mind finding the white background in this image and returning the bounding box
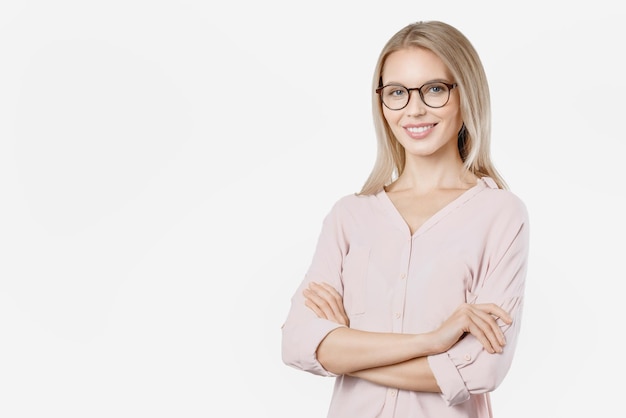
[1,1,624,417]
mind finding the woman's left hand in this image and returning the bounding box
[303,282,350,327]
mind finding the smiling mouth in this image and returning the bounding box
[406,124,435,133]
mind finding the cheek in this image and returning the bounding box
[436,107,463,130]
[382,108,400,126]
[451,110,464,130]
[446,102,463,126]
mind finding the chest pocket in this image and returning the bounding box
[341,245,370,316]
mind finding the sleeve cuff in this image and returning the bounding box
[298,319,346,377]
[428,352,470,406]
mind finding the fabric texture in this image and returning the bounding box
[281,177,529,418]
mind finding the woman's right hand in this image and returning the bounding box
[431,303,512,354]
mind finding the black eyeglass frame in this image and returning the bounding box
[375,81,458,110]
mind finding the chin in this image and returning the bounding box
[402,142,441,157]
[402,137,457,158]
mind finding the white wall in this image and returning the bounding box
[1,1,623,416]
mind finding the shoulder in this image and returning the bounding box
[323,191,382,222]
[331,191,380,210]
[483,188,527,214]
[477,178,529,223]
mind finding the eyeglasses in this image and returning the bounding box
[376,81,457,110]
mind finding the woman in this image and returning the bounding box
[281,20,529,418]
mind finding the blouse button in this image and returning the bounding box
[395,312,401,319]
[464,354,471,361]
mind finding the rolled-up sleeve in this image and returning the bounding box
[428,198,530,406]
[281,200,349,376]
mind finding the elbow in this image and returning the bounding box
[280,325,300,370]
[476,374,500,394]
[470,360,511,395]
[281,346,295,369]
[281,330,304,371]
[281,328,336,377]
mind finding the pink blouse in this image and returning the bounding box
[281,177,530,418]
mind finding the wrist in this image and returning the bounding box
[412,331,443,357]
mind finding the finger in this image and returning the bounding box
[303,288,335,319]
[466,322,498,354]
[476,303,512,324]
[316,283,347,317]
[310,283,345,321]
[462,308,505,353]
[470,304,510,344]
[471,309,507,347]
[469,313,504,353]
[307,283,350,326]
[317,282,343,304]
[304,296,327,319]
[305,287,347,324]
[472,317,506,353]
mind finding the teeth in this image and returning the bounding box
[407,125,433,133]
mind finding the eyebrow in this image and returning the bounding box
[381,78,452,87]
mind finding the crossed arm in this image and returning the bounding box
[303,282,512,393]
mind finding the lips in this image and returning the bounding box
[404,123,436,139]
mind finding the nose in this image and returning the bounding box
[405,90,427,116]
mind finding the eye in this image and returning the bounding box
[383,85,408,99]
[423,82,448,95]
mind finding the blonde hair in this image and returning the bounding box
[359,20,508,195]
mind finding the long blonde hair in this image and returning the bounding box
[359,20,507,195]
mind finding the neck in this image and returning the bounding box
[393,152,476,193]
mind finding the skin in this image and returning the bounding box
[303,47,512,393]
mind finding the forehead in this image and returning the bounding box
[381,47,452,84]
